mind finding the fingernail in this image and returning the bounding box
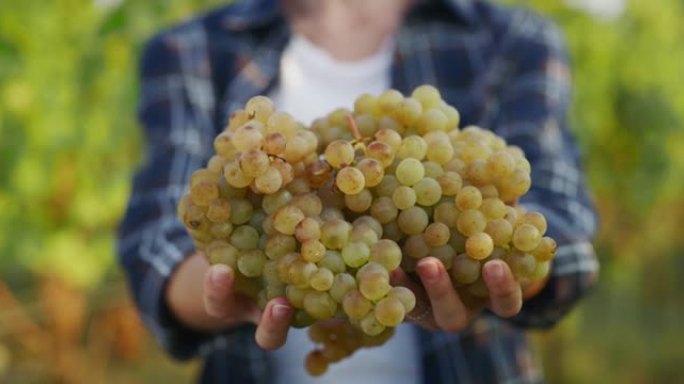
[420,261,440,280]
[210,265,231,287]
[486,261,504,282]
[272,304,291,321]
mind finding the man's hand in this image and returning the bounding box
[390,257,524,332]
[167,254,294,350]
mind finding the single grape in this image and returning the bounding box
[485,218,514,247]
[450,253,481,284]
[395,158,425,186]
[532,236,557,262]
[320,219,352,250]
[387,286,416,313]
[397,135,428,160]
[455,185,482,210]
[343,289,372,320]
[392,186,417,210]
[424,222,450,247]
[370,197,399,224]
[374,297,406,327]
[397,206,429,235]
[330,273,357,302]
[512,223,542,252]
[232,121,264,151]
[345,189,373,212]
[465,232,494,260]
[273,205,305,235]
[412,177,442,206]
[264,234,297,260]
[342,242,371,268]
[254,166,283,194]
[356,158,385,187]
[230,225,259,251]
[336,166,366,195]
[310,268,335,291]
[369,239,402,270]
[325,140,355,169]
[237,249,267,277]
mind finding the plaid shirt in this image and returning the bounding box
[117,0,599,382]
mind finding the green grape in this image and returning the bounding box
[395,158,425,186]
[529,260,550,282]
[245,95,275,122]
[224,160,253,188]
[206,241,239,267]
[230,225,260,251]
[374,297,405,327]
[480,198,506,220]
[378,116,403,135]
[286,285,308,308]
[433,201,459,228]
[422,160,444,179]
[377,89,404,114]
[213,132,238,158]
[232,121,265,152]
[356,158,385,187]
[325,140,355,169]
[411,84,442,109]
[520,211,548,235]
[403,235,430,259]
[424,222,450,247]
[354,93,378,115]
[412,177,442,206]
[267,111,298,138]
[330,273,357,302]
[288,259,318,289]
[310,268,335,291]
[426,140,454,165]
[273,205,305,235]
[254,166,283,194]
[451,253,481,285]
[206,155,228,175]
[486,150,515,178]
[342,289,372,320]
[440,103,461,130]
[438,172,463,196]
[357,263,391,301]
[360,312,386,336]
[342,242,371,268]
[444,157,466,175]
[375,128,402,151]
[355,114,378,137]
[190,180,219,207]
[262,260,281,286]
[317,251,345,273]
[507,251,536,278]
[512,223,542,252]
[306,160,333,189]
[271,158,295,186]
[392,186,417,210]
[239,148,270,178]
[301,239,326,263]
[397,206,429,235]
[432,244,456,268]
[459,142,491,163]
[369,239,402,270]
[264,132,287,155]
[373,175,400,197]
[397,135,428,160]
[264,234,297,260]
[283,132,312,163]
[291,192,323,218]
[456,209,487,237]
[277,252,300,281]
[206,198,231,223]
[350,224,379,247]
[261,189,292,215]
[366,141,395,168]
[352,216,383,237]
[485,218,514,247]
[370,197,399,224]
[498,168,531,202]
[345,189,373,212]
[295,217,321,242]
[416,108,448,134]
[465,159,491,186]
[304,291,337,320]
[532,236,557,262]
[465,232,494,260]
[336,166,366,195]
[237,249,267,277]
[320,207,345,222]
[320,219,352,250]
[455,185,482,210]
[394,97,423,126]
[382,221,403,242]
[249,209,265,231]
[209,222,234,238]
[387,286,416,313]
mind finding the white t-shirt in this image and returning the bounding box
[268,35,421,384]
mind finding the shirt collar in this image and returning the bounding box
[219,0,478,31]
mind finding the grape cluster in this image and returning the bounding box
[177,86,557,376]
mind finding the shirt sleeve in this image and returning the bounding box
[117,30,219,360]
[490,12,599,328]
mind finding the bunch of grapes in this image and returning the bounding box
[177,86,557,376]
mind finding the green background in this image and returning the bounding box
[0,0,682,382]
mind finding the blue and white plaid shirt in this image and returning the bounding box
[118,0,599,382]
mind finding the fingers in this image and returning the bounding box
[483,260,522,318]
[416,257,469,332]
[255,297,294,350]
[390,268,438,330]
[203,264,236,319]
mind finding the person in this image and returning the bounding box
[117,0,599,382]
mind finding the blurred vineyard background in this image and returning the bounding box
[0,0,682,382]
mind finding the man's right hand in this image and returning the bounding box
[167,253,294,350]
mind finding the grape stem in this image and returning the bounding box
[346,114,363,141]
